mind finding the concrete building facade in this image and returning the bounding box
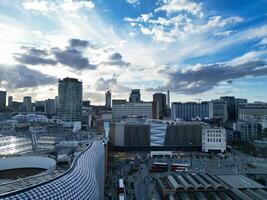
[164,123,202,147]
[202,126,226,153]
[114,122,150,147]
[171,102,211,121]
[238,103,267,121]
[236,120,262,142]
[112,102,152,119]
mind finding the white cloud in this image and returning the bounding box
[259,38,267,45]
[214,30,233,36]
[22,0,55,11]
[126,0,140,6]
[22,0,94,12]
[155,0,203,18]
[61,0,95,11]
[125,1,244,43]
[205,16,243,29]
[227,50,267,66]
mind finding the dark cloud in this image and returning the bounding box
[15,42,96,70]
[69,38,90,49]
[14,47,57,66]
[95,77,130,92]
[110,52,122,60]
[14,53,57,66]
[102,52,130,67]
[22,46,49,56]
[0,64,57,89]
[14,38,129,70]
[52,48,96,70]
[148,60,267,94]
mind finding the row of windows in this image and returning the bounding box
[206,138,222,142]
[206,129,222,133]
[205,133,222,137]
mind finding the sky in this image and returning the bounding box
[0,0,267,104]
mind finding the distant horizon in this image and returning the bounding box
[0,0,267,104]
[1,86,264,106]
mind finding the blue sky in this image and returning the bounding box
[0,0,267,104]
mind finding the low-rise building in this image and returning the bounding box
[236,120,262,142]
[238,102,267,121]
[171,101,211,121]
[112,102,152,119]
[202,126,226,153]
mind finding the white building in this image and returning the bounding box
[112,102,152,119]
[202,126,226,153]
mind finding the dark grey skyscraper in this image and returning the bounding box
[58,77,82,122]
[0,91,7,109]
[129,89,141,103]
[8,96,13,108]
[152,93,167,119]
[105,91,111,108]
[220,96,247,122]
[23,96,32,112]
[220,96,236,121]
[45,99,56,115]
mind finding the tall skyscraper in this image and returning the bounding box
[167,90,170,109]
[55,96,59,113]
[220,96,247,122]
[23,96,32,112]
[45,99,56,115]
[105,91,111,108]
[220,96,236,122]
[57,77,82,122]
[210,100,228,122]
[8,96,13,108]
[0,91,7,109]
[152,93,167,119]
[129,89,141,103]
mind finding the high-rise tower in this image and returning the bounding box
[105,91,112,108]
[57,77,82,122]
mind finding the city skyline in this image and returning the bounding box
[0,0,267,104]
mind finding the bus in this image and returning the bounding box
[150,162,168,172]
[171,163,189,172]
